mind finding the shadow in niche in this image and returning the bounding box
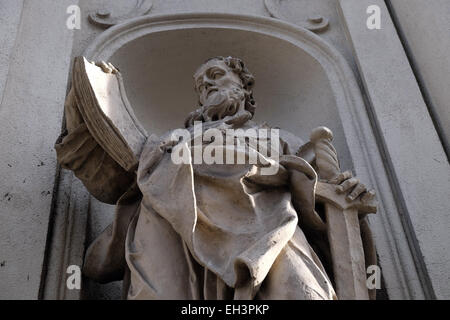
[81,278,123,300]
[80,198,123,300]
[109,27,353,171]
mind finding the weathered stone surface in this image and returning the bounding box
[0,0,78,299]
[389,0,450,156]
[339,0,450,299]
[1,0,448,301]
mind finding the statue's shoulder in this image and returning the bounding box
[251,121,306,155]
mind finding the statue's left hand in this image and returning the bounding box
[328,170,376,204]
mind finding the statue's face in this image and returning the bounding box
[194,59,243,106]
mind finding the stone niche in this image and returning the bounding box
[78,13,395,299]
[87,13,354,170]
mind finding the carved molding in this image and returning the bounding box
[264,0,329,32]
[89,0,153,29]
[40,170,89,300]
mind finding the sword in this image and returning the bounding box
[310,127,376,300]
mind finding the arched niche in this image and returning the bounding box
[78,13,415,299]
[84,13,363,170]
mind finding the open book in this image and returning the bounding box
[72,57,148,171]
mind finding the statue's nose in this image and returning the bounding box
[203,76,215,88]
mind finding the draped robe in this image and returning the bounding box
[55,120,337,300]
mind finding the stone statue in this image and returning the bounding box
[55,56,377,300]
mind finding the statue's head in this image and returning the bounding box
[185,56,256,127]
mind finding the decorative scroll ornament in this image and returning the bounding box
[89,0,153,28]
[264,0,329,33]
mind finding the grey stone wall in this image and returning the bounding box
[0,0,448,300]
[0,0,77,299]
[389,0,450,157]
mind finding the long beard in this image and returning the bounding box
[185,88,251,128]
[202,89,241,121]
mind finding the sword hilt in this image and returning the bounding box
[310,127,341,181]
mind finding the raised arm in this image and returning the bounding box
[55,62,136,204]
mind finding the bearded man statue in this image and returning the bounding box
[55,56,377,300]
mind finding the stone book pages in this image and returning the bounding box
[72,56,147,171]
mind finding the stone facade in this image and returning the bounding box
[0,0,448,300]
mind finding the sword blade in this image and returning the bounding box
[325,204,369,300]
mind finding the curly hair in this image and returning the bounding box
[201,56,257,116]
